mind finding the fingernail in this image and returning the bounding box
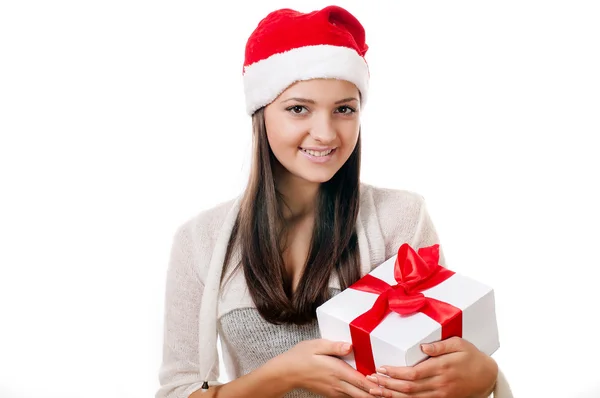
[341,343,351,352]
[369,388,382,396]
[422,343,432,351]
[377,367,387,374]
[366,375,377,382]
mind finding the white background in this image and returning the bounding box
[1,1,599,397]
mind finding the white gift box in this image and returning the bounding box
[316,248,500,371]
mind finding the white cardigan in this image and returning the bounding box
[156,183,514,398]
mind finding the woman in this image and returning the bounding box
[156,5,513,398]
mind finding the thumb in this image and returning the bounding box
[421,337,463,356]
[314,339,353,356]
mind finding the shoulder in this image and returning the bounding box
[171,196,241,284]
[359,182,438,261]
[359,182,426,220]
[180,197,239,236]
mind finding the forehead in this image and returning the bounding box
[279,79,359,102]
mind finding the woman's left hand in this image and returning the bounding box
[366,337,498,398]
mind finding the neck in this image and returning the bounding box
[274,165,320,221]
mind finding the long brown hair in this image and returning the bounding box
[221,107,362,325]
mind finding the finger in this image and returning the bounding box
[376,361,438,381]
[421,336,464,356]
[413,355,449,378]
[339,380,381,398]
[314,339,353,356]
[338,366,381,395]
[366,373,437,396]
[369,385,439,398]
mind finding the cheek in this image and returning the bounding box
[268,133,300,153]
[339,123,360,153]
[266,121,305,154]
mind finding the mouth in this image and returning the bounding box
[299,147,336,157]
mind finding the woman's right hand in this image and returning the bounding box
[278,339,380,398]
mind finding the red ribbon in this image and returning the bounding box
[348,243,463,376]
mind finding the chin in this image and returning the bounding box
[297,171,337,184]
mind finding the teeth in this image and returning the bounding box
[301,148,334,157]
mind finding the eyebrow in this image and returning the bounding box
[281,97,359,105]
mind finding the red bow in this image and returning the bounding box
[348,244,463,375]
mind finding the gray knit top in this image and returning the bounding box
[217,288,341,398]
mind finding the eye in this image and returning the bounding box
[336,105,356,114]
[286,105,308,114]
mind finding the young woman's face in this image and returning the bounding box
[264,78,361,185]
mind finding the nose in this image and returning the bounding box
[309,113,337,144]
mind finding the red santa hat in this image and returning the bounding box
[242,5,370,115]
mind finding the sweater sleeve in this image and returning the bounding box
[155,223,220,398]
[493,369,514,398]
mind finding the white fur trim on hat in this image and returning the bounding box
[243,44,369,115]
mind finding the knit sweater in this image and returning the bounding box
[155,183,513,398]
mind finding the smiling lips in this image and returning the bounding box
[299,147,337,163]
[300,147,335,157]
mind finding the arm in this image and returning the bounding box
[189,355,294,398]
[492,368,514,398]
[156,222,297,398]
[155,223,214,398]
